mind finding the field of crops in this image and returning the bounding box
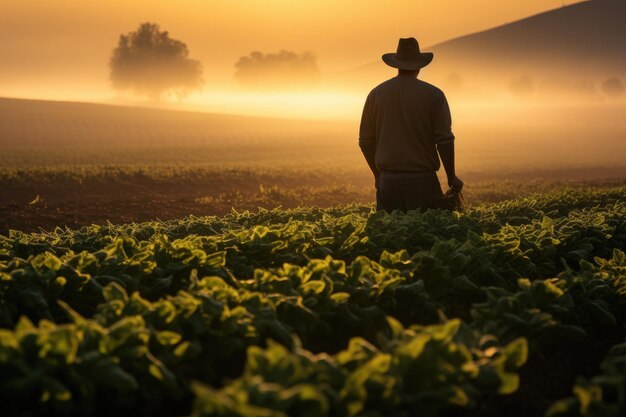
[1,186,625,416]
[3,164,625,234]
[2,97,626,235]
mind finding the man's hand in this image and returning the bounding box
[448,176,464,192]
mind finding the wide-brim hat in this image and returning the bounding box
[382,37,433,70]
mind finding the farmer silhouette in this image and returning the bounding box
[359,37,463,212]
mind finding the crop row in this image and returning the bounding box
[0,187,624,416]
[1,190,624,330]
[3,187,625,254]
[1,246,624,416]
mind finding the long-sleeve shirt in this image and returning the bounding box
[359,76,455,172]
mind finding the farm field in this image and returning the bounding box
[1,97,626,233]
[1,186,625,416]
[3,1,626,416]
[1,97,626,416]
[2,165,626,234]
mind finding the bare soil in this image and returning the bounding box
[2,167,625,234]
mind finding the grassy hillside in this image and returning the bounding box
[0,97,351,149]
[2,97,625,169]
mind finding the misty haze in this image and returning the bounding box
[0,1,625,417]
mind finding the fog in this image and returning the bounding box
[1,0,584,112]
[1,0,624,172]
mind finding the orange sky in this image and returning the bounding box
[0,0,584,115]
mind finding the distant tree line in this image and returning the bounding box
[505,74,624,99]
[234,50,320,90]
[110,22,320,99]
[110,23,625,101]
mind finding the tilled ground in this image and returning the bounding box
[2,167,625,234]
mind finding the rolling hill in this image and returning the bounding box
[345,0,626,95]
[0,97,351,149]
[431,0,625,75]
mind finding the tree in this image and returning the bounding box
[234,50,319,90]
[601,77,625,99]
[110,23,203,99]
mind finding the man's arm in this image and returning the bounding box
[361,147,380,189]
[434,91,463,191]
[358,91,380,187]
[437,142,463,191]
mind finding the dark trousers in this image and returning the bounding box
[376,171,443,212]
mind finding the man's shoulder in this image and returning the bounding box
[415,79,446,97]
[370,77,446,97]
[369,77,397,94]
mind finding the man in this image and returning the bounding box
[359,37,463,212]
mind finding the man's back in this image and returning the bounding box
[359,76,454,173]
[358,37,462,212]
